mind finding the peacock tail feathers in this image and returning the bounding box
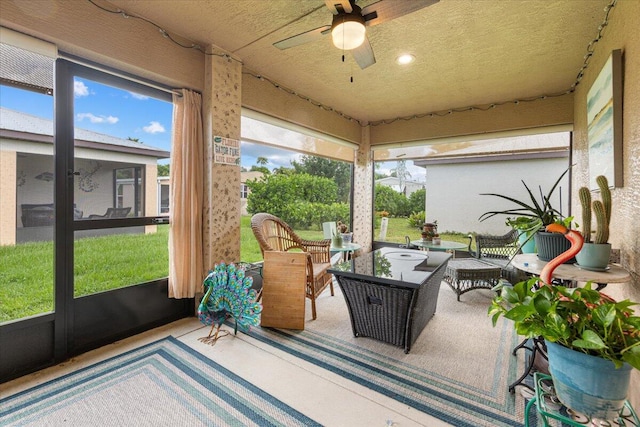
[198,262,262,333]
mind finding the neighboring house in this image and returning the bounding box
[414,133,570,235]
[156,170,261,217]
[158,175,170,214]
[240,170,264,215]
[375,176,425,196]
[0,107,170,245]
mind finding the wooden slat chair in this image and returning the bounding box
[250,213,333,320]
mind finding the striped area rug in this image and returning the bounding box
[247,283,528,427]
[0,337,321,427]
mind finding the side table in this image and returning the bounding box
[442,258,502,301]
[524,373,639,426]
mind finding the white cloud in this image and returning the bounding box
[143,121,165,134]
[74,81,89,97]
[76,113,119,124]
[129,91,149,100]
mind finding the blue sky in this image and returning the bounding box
[1,80,419,178]
[0,79,173,153]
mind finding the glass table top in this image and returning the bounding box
[328,247,451,288]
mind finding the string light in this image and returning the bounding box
[88,0,242,63]
[241,70,362,124]
[87,0,617,128]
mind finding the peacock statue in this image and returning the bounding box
[197,262,262,345]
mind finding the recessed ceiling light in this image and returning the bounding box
[396,54,415,65]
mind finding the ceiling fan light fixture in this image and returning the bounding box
[331,13,366,50]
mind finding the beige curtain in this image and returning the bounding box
[168,89,204,298]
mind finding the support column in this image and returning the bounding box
[0,150,17,246]
[201,53,242,271]
[352,124,373,253]
[144,162,158,235]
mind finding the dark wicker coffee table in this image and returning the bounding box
[443,259,502,301]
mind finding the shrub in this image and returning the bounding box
[407,211,425,228]
[247,173,338,220]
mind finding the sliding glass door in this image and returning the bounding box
[0,56,191,382]
[57,59,189,355]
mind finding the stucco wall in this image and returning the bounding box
[571,0,640,407]
[425,157,570,235]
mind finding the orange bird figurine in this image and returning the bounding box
[539,223,584,286]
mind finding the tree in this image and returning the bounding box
[391,160,411,195]
[256,156,269,166]
[250,156,271,175]
[249,165,270,174]
[374,184,409,216]
[157,163,170,176]
[408,188,426,214]
[291,155,351,203]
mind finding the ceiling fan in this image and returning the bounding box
[273,0,439,69]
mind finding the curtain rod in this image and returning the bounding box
[58,52,186,97]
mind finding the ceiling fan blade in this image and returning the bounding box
[351,36,376,69]
[324,0,353,15]
[273,25,331,50]
[362,0,439,26]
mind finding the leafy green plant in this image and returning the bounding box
[407,211,425,228]
[489,277,640,369]
[479,168,571,249]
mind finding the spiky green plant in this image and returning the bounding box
[579,175,611,244]
[579,187,592,243]
[479,167,570,252]
[593,200,609,244]
[596,175,612,228]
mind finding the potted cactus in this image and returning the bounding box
[575,175,612,270]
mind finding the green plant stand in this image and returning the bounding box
[524,373,639,426]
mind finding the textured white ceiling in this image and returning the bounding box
[107,0,609,123]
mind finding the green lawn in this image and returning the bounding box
[0,226,170,322]
[1,217,470,322]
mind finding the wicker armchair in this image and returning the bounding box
[467,229,527,283]
[250,213,333,320]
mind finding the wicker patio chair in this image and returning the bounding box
[88,207,131,219]
[250,213,333,320]
[467,229,528,283]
